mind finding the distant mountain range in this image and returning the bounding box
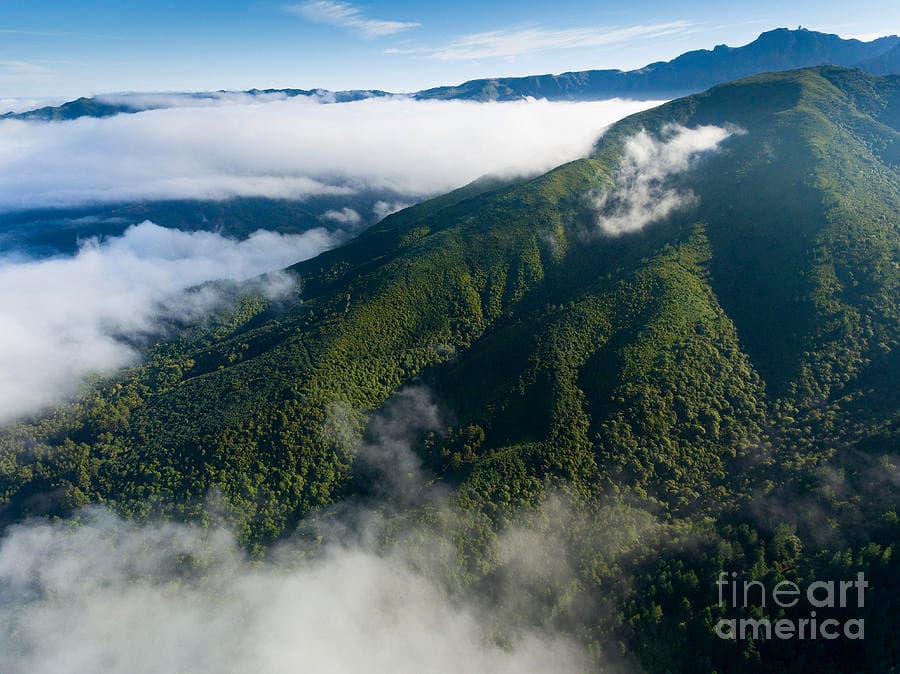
[4,28,899,120]
[416,27,900,100]
[857,42,900,75]
[0,88,395,122]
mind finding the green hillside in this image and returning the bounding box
[2,66,898,672]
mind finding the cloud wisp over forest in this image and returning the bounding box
[591,123,736,235]
[0,387,614,674]
[0,222,336,423]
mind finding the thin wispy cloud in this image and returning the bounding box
[0,60,51,80]
[389,21,693,61]
[287,1,419,38]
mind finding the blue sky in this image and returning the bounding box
[1,0,898,97]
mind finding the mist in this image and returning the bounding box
[0,221,337,423]
[0,97,662,211]
[592,123,737,235]
[0,509,592,674]
[0,386,608,674]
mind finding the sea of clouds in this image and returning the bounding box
[0,96,661,211]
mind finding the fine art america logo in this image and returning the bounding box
[714,571,869,640]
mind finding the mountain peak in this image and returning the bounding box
[415,29,900,102]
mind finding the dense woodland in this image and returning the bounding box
[1,67,898,672]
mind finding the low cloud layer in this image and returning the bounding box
[93,90,315,110]
[90,89,400,112]
[0,221,338,423]
[0,511,588,674]
[0,97,661,211]
[0,388,596,674]
[592,123,737,235]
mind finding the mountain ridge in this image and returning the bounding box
[416,27,900,101]
[5,28,899,120]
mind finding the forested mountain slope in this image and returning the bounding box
[1,66,898,672]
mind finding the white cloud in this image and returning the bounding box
[0,506,588,674]
[321,206,363,225]
[393,21,693,61]
[94,91,300,110]
[373,199,411,221]
[91,90,388,111]
[0,387,594,674]
[592,123,737,235]
[0,372,659,674]
[353,386,443,500]
[287,1,419,38]
[0,221,339,423]
[0,96,662,211]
